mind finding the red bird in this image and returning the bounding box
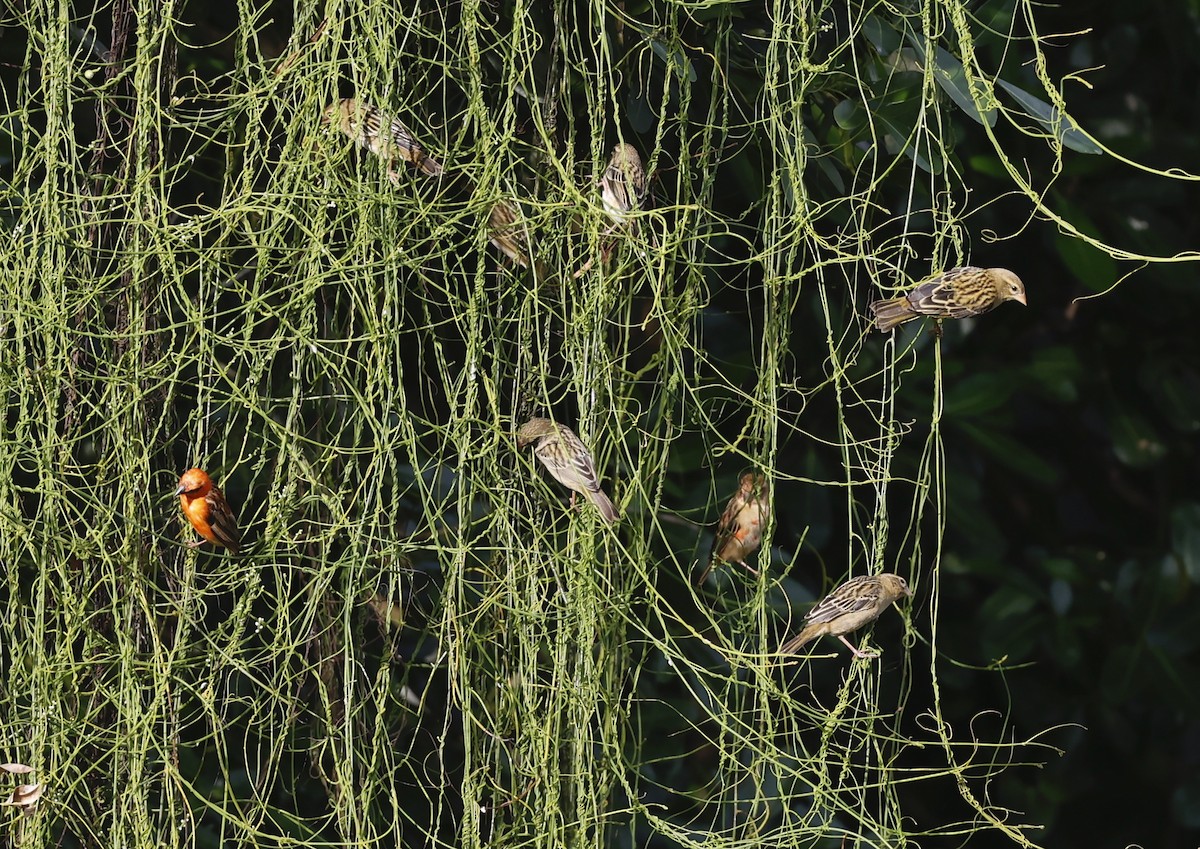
[175,468,241,553]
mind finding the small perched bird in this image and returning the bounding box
[516,417,617,524]
[487,199,533,268]
[600,143,648,225]
[780,573,911,658]
[869,266,1026,331]
[570,143,649,277]
[696,472,771,584]
[323,97,443,178]
[176,468,242,554]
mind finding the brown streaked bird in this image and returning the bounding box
[176,468,242,554]
[780,573,911,659]
[869,266,1026,332]
[487,199,533,268]
[323,97,443,178]
[516,417,617,524]
[696,472,771,585]
[600,142,648,225]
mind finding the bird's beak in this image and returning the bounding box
[1013,292,1028,306]
[174,484,185,496]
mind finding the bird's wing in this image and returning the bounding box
[604,150,648,211]
[347,102,384,150]
[383,114,417,154]
[907,277,975,319]
[538,432,603,494]
[603,165,633,213]
[487,201,531,266]
[206,489,242,553]
[804,577,881,624]
[385,115,441,173]
[710,490,751,561]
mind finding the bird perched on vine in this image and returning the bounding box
[600,143,648,225]
[780,573,911,658]
[516,418,617,524]
[487,199,533,268]
[869,266,1026,331]
[696,472,770,584]
[323,97,443,178]
[176,468,242,554]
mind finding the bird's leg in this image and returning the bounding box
[599,222,623,263]
[573,223,624,278]
[570,492,578,511]
[737,559,760,577]
[572,255,598,279]
[187,540,205,550]
[840,635,880,659]
[932,319,944,340]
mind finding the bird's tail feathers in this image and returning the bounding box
[589,489,618,524]
[779,627,818,654]
[868,296,913,332]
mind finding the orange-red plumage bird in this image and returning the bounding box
[175,468,241,553]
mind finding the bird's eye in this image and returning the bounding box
[1010,284,1020,293]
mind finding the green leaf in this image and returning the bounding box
[627,90,655,133]
[1172,776,1200,830]
[930,45,997,126]
[626,20,697,83]
[862,14,903,56]
[1108,405,1168,468]
[1047,197,1118,291]
[874,98,945,174]
[943,372,1015,417]
[1141,359,1200,434]
[1025,346,1082,403]
[803,125,844,192]
[967,153,1008,178]
[955,420,1061,485]
[833,99,865,131]
[1055,233,1118,293]
[904,35,997,127]
[1171,503,1200,582]
[1049,579,1073,615]
[997,79,1103,154]
[649,38,697,83]
[979,585,1038,621]
[1042,557,1082,582]
[832,75,944,172]
[813,152,845,192]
